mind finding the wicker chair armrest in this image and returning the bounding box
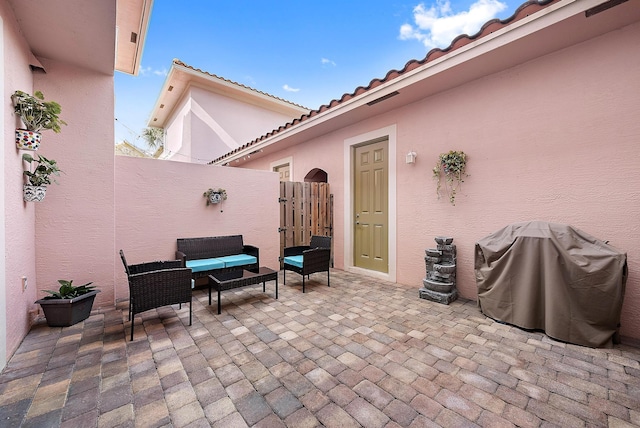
[129,260,183,275]
[176,251,187,265]
[129,268,193,312]
[284,246,311,257]
[301,248,331,276]
[243,245,259,258]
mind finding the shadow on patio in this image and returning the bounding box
[1,269,639,427]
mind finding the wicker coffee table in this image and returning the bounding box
[208,267,278,314]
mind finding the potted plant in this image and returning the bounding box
[433,150,468,206]
[22,153,62,202]
[35,280,100,327]
[12,90,67,150]
[203,188,227,205]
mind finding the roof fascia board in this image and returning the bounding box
[369,0,586,95]
[175,63,308,113]
[116,0,154,75]
[149,62,308,127]
[147,65,178,127]
[131,0,154,75]
[214,0,602,165]
[188,80,307,117]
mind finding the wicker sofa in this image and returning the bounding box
[176,235,259,280]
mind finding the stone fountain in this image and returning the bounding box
[419,236,458,304]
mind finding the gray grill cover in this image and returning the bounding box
[475,221,627,348]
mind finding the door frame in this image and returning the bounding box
[343,125,397,283]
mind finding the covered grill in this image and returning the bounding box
[475,221,627,348]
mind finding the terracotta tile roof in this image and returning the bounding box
[212,0,558,164]
[172,59,309,110]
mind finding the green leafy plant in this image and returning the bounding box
[203,188,227,206]
[23,153,62,187]
[42,280,95,300]
[433,150,468,205]
[11,90,67,133]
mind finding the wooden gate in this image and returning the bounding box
[279,182,333,264]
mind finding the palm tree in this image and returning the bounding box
[142,127,164,151]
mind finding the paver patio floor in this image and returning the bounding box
[1,269,639,427]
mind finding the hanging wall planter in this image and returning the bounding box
[23,184,47,202]
[433,150,468,206]
[11,90,66,150]
[15,129,42,151]
[203,188,227,206]
[22,153,61,202]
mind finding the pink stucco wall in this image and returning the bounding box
[114,156,280,302]
[33,60,116,310]
[2,2,39,363]
[1,3,117,361]
[164,86,307,163]
[240,22,640,342]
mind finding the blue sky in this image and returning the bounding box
[114,0,523,149]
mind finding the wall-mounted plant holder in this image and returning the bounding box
[16,129,41,151]
[203,188,227,206]
[23,184,47,202]
[433,150,468,206]
[22,153,61,202]
[12,90,66,151]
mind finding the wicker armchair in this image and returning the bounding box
[282,235,331,292]
[120,250,193,341]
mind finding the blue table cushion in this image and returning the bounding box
[283,255,304,269]
[186,258,225,272]
[217,254,257,268]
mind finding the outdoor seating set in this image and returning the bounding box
[120,234,331,339]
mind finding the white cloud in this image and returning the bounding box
[244,75,257,86]
[399,0,507,49]
[283,84,300,93]
[321,58,337,67]
[139,66,168,77]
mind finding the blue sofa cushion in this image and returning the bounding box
[217,254,257,268]
[283,255,304,269]
[186,258,225,273]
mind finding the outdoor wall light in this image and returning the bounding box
[406,151,417,164]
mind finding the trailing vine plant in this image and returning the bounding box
[433,150,468,205]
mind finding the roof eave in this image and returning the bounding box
[148,60,310,128]
[213,0,636,166]
[115,0,154,75]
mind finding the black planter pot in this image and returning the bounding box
[35,290,100,327]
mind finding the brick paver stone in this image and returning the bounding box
[0,271,638,428]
